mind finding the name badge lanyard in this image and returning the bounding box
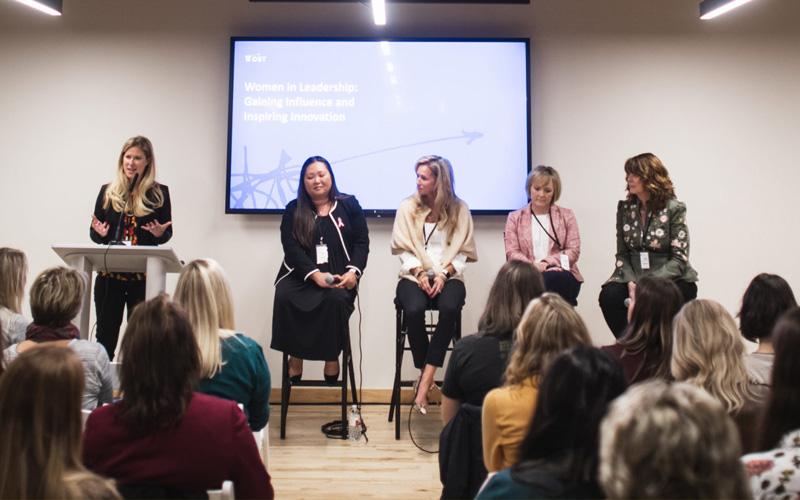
[639,205,653,248]
[531,208,562,251]
[422,222,436,250]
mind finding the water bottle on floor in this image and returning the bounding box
[348,405,361,441]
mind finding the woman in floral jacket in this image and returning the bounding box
[598,153,698,337]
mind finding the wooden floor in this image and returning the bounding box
[268,403,445,499]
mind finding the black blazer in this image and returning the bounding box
[90,184,172,246]
[275,195,369,283]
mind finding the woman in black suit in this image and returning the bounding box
[89,135,172,359]
[270,156,369,384]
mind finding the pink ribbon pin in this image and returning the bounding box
[337,217,345,228]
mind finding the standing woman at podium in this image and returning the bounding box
[89,136,172,360]
[391,155,478,414]
[271,156,369,384]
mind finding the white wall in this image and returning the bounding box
[1,0,798,388]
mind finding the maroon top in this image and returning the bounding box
[602,343,662,385]
[83,393,273,499]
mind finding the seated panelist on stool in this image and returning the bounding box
[391,155,478,415]
[505,166,583,306]
[270,156,369,387]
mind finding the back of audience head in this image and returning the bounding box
[738,273,797,343]
[620,275,683,380]
[478,260,545,337]
[671,299,755,413]
[599,381,750,499]
[0,345,118,499]
[513,346,626,486]
[758,307,800,450]
[118,294,200,432]
[0,247,28,314]
[174,258,235,378]
[504,293,591,386]
[30,266,87,328]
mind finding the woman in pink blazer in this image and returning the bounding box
[505,166,583,305]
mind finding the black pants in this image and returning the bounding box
[542,269,582,306]
[599,279,698,339]
[94,274,146,360]
[395,278,466,369]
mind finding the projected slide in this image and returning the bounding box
[227,39,530,214]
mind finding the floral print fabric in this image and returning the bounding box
[743,429,800,500]
[611,198,698,283]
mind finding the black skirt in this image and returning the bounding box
[271,277,355,361]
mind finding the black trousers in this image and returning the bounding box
[542,269,582,306]
[599,279,697,339]
[395,278,466,369]
[94,274,146,361]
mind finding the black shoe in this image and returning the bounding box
[288,373,302,385]
[324,371,340,385]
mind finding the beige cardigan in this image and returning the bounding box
[390,197,478,283]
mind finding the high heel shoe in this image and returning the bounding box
[412,377,433,415]
[288,372,302,385]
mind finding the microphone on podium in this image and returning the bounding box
[112,173,139,244]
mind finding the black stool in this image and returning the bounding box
[280,330,359,439]
[388,298,461,440]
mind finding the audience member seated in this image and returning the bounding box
[738,273,796,392]
[0,247,31,346]
[0,345,121,499]
[602,275,683,384]
[672,299,767,454]
[82,295,274,499]
[742,307,800,499]
[174,258,271,431]
[3,266,112,410]
[441,260,545,426]
[477,346,626,499]
[439,261,544,499]
[482,293,592,472]
[599,381,751,499]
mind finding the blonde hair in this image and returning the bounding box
[173,259,235,378]
[599,381,750,499]
[525,165,562,204]
[503,293,592,386]
[412,155,460,239]
[0,345,120,499]
[0,247,27,314]
[104,135,164,217]
[671,299,756,413]
[30,267,87,328]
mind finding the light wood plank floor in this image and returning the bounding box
[268,403,445,499]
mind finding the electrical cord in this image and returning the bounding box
[322,277,368,442]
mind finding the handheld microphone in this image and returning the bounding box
[112,173,139,244]
[624,298,632,308]
[325,274,340,285]
[427,269,435,286]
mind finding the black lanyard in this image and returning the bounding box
[639,203,652,248]
[531,207,562,250]
[422,222,436,249]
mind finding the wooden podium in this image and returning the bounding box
[52,244,183,339]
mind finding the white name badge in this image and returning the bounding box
[316,244,329,265]
[560,254,570,271]
[640,251,650,270]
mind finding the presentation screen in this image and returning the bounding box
[226,37,531,215]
